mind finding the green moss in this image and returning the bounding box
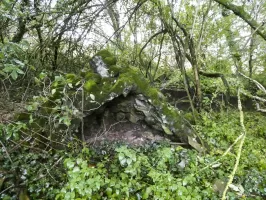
[85,72,101,83]
[65,73,77,80]
[101,79,115,93]
[151,98,160,106]
[129,70,149,92]
[65,74,80,85]
[146,88,159,100]
[96,50,112,58]
[80,69,93,78]
[85,72,94,80]
[84,80,98,92]
[127,68,165,102]
[116,67,164,103]
[114,67,185,136]
[159,103,183,132]
[184,112,194,122]
[110,78,129,94]
[103,57,117,66]
[94,50,117,66]
[109,65,121,76]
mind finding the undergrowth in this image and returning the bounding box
[1,109,266,199]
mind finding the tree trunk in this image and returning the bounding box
[12,0,30,43]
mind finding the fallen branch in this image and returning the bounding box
[222,89,247,200]
[239,72,266,94]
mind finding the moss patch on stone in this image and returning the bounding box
[95,49,117,66]
[85,72,102,83]
[104,57,117,66]
[109,65,122,77]
[84,80,98,92]
[96,50,113,58]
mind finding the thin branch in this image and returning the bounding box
[213,0,266,41]
[239,72,266,94]
[0,140,13,163]
[222,89,247,199]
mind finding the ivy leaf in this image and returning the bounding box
[68,83,73,88]
[65,159,75,169]
[52,89,56,95]
[39,72,47,80]
[13,59,25,67]
[118,153,125,161]
[90,94,95,101]
[120,158,127,166]
[10,70,18,80]
[34,77,41,85]
[73,166,80,172]
[16,68,24,74]
[142,187,152,199]
[62,116,71,126]
[76,158,83,165]
[65,192,75,200]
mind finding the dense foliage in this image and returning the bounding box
[1,110,266,199]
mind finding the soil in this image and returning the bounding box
[84,118,169,146]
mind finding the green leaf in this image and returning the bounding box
[65,192,75,200]
[73,166,80,172]
[65,159,75,169]
[52,89,56,95]
[0,52,4,59]
[142,187,152,199]
[39,72,47,80]
[68,83,73,88]
[10,70,18,80]
[106,187,112,197]
[13,59,25,67]
[76,158,83,165]
[16,68,24,74]
[34,77,41,85]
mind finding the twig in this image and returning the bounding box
[22,79,31,102]
[222,89,247,200]
[0,140,13,163]
[44,165,56,181]
[88,120,127,145]
[199,133,243,173]
[0,185,14,195]
[2,80,10,100]
[81,85,85,142]
[239,72,266,94]
[255,102,266,113]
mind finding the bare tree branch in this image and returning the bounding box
[213,0,266,41]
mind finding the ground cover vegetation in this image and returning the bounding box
[0,0,266,199]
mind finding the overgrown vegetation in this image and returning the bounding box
[1,0,266,199]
